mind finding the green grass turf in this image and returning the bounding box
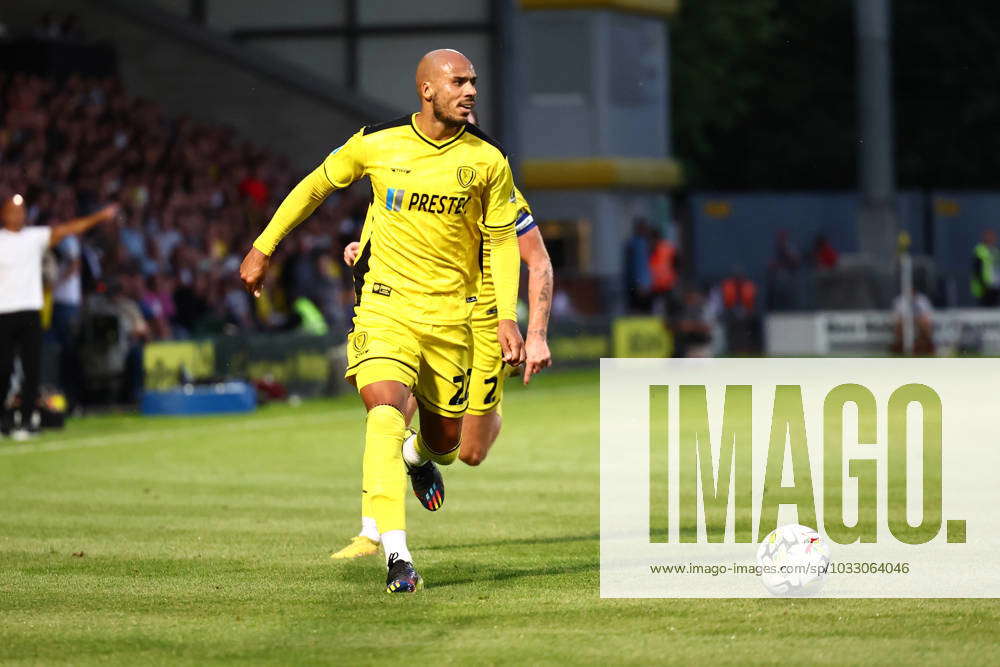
[1,369,997,665]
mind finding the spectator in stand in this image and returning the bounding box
[718,268,759,355]
[106,275,151,403]
[239,163,270,209]
[140,274,174,340]
[0,71,368,404]
[770,229,800,273]
[173,272,212,337]
[767,230,801,311]
[648,226,677,317]
[891,287,935,356]
[624,218,653,313]
[223,274,255,332]
[49,230,85,410]
[720,270,757,313]
[674,285,715,358]
[971,229,1000,306]
[812,233,839,270]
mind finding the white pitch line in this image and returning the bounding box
[0,409,359,456]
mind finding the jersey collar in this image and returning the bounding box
[409,113,466,150]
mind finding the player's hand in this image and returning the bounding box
[522,331,552,385]
[497,319,525,366]
[343,241,360,266]
[239,247,270,298]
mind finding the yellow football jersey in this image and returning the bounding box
[254,113,522,325]
[472,187,535,323]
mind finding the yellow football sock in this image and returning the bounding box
[363,405,407,533]
[415,432,460,466]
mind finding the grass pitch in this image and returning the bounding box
[1,369,997,665]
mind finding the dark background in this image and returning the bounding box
[672,0,1000,189]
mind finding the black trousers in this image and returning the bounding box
[0,310,42,429]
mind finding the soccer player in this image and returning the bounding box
[239,49,525,593]
[333,153,553,559]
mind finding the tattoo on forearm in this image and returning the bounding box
[528,264,554,333]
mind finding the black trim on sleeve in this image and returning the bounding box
[321,160,336,187]
[482,220,517,230]
[464,123,507,157]
[363,116,411,135]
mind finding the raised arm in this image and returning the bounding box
[518,226,553,384]
[49,203,119,247]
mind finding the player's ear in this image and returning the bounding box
[420,81,433,102]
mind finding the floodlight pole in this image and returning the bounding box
[495,0,523,171]
[900,246,914,355]
[855,0,898,263]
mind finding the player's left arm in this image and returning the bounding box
[518,224,553,384]
[480,157,525,366]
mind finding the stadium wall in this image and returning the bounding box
[691,191,926,282]
[691,191,1000,308]
[2,0,396,169]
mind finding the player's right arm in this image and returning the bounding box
[241,130,367,296]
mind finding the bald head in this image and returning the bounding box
[416,49,472,92]
[1,194,26,232]
[415,49,477,128]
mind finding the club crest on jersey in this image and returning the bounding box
[456,166,476,188]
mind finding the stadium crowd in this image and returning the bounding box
[0,70,366,347]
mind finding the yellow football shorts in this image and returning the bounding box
[345,308,473,418]
[466,316,506,416]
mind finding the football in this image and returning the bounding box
[756,524,832,597]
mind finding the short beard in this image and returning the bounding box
[431,97,465,129]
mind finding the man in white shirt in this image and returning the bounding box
[0,194,118,440]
